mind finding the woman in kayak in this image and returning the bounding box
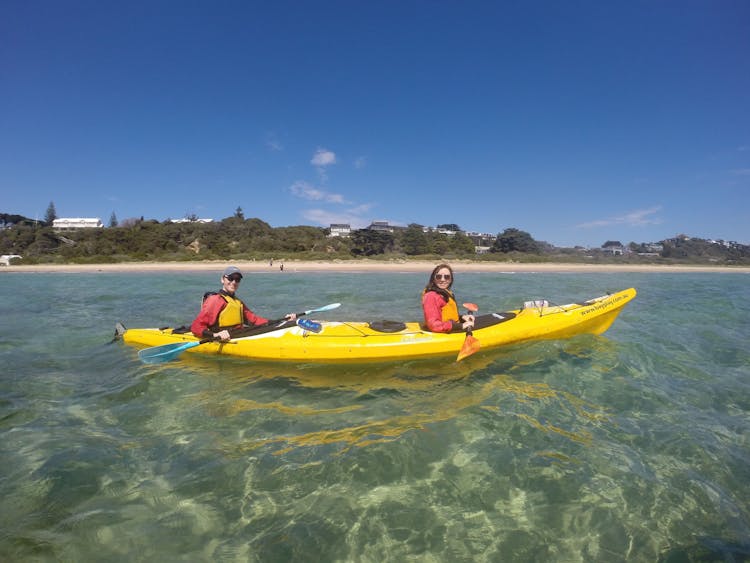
[422,263,475,333]
[191,266,296,341]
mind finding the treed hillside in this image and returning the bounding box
[1,212,749,266]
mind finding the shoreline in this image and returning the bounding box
[2,260,749,274]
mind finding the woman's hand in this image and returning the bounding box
[285,313,297,321]
[461,314,475,330]
[213,329,231,341]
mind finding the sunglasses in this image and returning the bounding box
[434,274,452,281]
[225,275,242,283]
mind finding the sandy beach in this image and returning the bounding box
[2,259,749,274]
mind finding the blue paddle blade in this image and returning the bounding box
[301,302,340,315]
[297,318,322,333]
[138,341,202,364]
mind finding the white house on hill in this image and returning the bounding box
[601,240,625,255]
[169,218,214,224]
[328,224,351,237]
[52,218,104,230]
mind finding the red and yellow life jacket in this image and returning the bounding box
[423,289,459,322]
[205,292,245,329]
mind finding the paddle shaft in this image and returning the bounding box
[263,302,340,327]
[462,302,478,336]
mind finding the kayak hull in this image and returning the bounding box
[121,288,636,363]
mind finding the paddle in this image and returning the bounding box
[456,302,480,362]
[137,302,341,364]
[263,302,341,327]
[138,338,212,364]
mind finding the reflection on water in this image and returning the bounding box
[169,344,609,465]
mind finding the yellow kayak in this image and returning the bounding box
[119,288,636,364]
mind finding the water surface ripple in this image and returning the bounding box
[1,271,748,561]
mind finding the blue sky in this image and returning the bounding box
[2,1,748,248]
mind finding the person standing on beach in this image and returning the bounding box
[421,263,474,333]
[191,266,296,341]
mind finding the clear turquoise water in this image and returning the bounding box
[1,271,748,562]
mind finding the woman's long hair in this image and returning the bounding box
[423,263,454,301]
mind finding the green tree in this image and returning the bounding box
[401,224,429,255]
[27,229,60,256]
[119,217,140,228]
[234,206,245,220]
[0,222,36,254]
[427,232,450,254]
[109,211,118,227]
[44,202,57,225]
[274,226,328,252]
[491,228,540,253]
[448,231,476,254]
[350,229,394,256]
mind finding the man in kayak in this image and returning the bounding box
[190,266,296,341]
[422,263,475,333]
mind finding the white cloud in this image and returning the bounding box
[311,148,336,167]
[347,203,374,215]
[302,203,376,228]
[293,148,378,228]
[265,132,283,151]
[354,156,367,169]
[303,208,371,229]
[577,206,663,229]
[730,168,750,176]
[289,181,346,204]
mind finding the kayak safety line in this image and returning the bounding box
[342,322,369,336]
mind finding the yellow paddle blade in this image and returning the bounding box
[456,334,481,362]
[462,302,478,313]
